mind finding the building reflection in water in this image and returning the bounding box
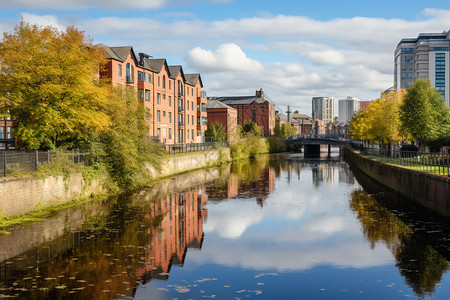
[137,187,208,283]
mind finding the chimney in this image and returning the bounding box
[256,88,264,98]
[138,52,152,64]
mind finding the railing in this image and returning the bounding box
[162,142,229,155]
[1,150,88,177]
[350,143,450,176]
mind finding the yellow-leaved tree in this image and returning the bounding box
[0,21,111,149]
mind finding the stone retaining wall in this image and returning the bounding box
[344,146,450,216]
[0,148,230,217]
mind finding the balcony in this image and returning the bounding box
[178,105,184,112]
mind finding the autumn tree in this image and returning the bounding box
[400,79,450,145]
[239,121,262,137]
[205,122,227,142]
[349,91,404,144]
[0,21,110,149]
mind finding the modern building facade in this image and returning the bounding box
[338,96,360,123]
[394,31,450,106]
[312,97,334,124]
[209,89,275,136]
[98,44,208,144]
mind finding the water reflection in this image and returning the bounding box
[350,190,449,297]
[0,155,449,299]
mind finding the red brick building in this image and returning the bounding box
[205,100,238,142]
[0,117,15,149]
[98,44,208,144]
[209,88,275,136]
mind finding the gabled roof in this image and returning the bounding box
[96,44,138,64]
[142,58,169,74]
[168,65,186,82]
[185,74,203,88]
[205,100,236,110]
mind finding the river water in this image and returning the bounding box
[1,154,450,299]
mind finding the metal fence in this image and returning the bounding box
[350,143,450,176]
[1,150,88,177]
[162,141,229,155]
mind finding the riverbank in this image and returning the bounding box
[344,145,450,216]
[0,148,230,222]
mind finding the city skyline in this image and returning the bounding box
[1,0,450,113]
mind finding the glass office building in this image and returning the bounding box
[394,31,450,106]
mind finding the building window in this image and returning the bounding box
[169,112,172,123]
[0,127,3,139]
[178,80,183,96]
[169,128,172,139]
[163,111,166,117]
[157,128,161,138]
[401,65,413,71]
[252,109,256,122]
[192,129,194,140]
[187,129,189,139]
[145,72,151,83]
[401,73,413,80]
[163,94,166,100]
[144,109,150,121]
[138,71,143,81]
[401,55,413,63]
[138,89,144,101]
[157,93,161,105]
[191,115,194,125]
[118,64,122,77]
[158,76,160,87]
[6,127,12,139]
[126,63,134,83]
[169,96,172,106]
[157,110,161,122]
[435,53,446,98]
[191,101,193,111]
[162,75,166,88]
[169,80,171,90]
[145,89,150,102]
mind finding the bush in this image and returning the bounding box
[230,136,268,160]
[266,137,287,153]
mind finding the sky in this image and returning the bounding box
[1,0,450,115]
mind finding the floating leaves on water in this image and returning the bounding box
[254,273,278,279]
[257,283,264,286]
[196,278,218,283]
[55,285,67,289]
[156,288,169,291]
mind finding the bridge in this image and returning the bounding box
[285,135,349,157]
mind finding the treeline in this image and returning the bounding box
[0,21,165,189]
[349,79,450,150]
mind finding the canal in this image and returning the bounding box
[1,153,449,299]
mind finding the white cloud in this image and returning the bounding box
[3,9,450,113]
[20,13,65,31]
[185,43,264,72]
[307,50,346,66]
[3,0,167,10]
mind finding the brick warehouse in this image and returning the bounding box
[98,44,208,144]
[208,89,275,136]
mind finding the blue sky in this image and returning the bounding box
[1,0,450,114]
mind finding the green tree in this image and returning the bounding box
[400,79,450,145]
[0,21,110,149]
[239,121,262,137]
[281,123,297,137]
[205,122,227,142]
[91,87,165,189]
[274,119,282,137]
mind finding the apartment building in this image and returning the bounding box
[208,88,275,136]
[394,31,450,106]
[312,97,334,123]
[98,44,208,144]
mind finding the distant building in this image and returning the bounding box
[338,96,360,123]
[394,30,450,106]
[291,113,313,135]
[205,100,238,142]
[209,88,275,136]
[359,101,372,111]
[0,116,15,149]
[312,97,334,123]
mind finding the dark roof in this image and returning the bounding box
[96,44,138,64]
[142,58,167,73]
[208,96,269,105]
[205,100,236,110]
[185,73,203,88]
[168,65,187,82]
